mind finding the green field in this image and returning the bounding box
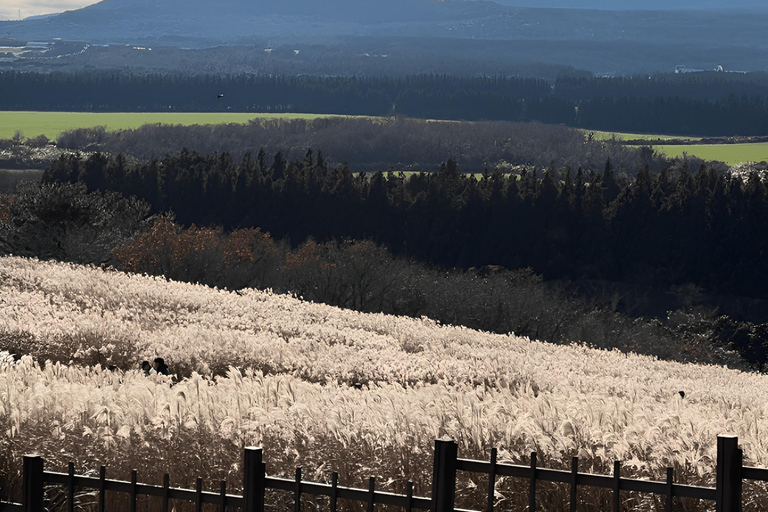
[585,129,700,142]
[0,111,343,140]
[583,130,768,164]
[653,143,768,165]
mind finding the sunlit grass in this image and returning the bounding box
[0,111,353,140]
[653,143,768,165]
[583,129,701,142]
[2,257,768,510]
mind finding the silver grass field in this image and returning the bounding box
[1,256,767,511]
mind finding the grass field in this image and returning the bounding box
[584,130,768,164]
[654,143,768,165]
[584,129,701,142]
[0,111,343,140]
[2,256,768,511]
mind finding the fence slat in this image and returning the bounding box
[486,448,497,512]
[219,481,227,512]
[665,468,674,512]
[529,452,537,512]
[367,477,375,512]
[406,481,414,512]
[716,436,742,512]
[294,467,302,512]
[673,484,717,501]
[613,461,621,512]
[569,457,578,512]
[129,470,137,512]
[22,455,44,512]
[743,467,768,482]
[243,447,264,512]
[162,473,170,512]
[98,466,106,512]
[195,478,203,512]
[431,440,457,512]
[330,473,338,512]
[66,462,75,512]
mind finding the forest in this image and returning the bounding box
[5,71,768,135]
[1,178,764,372]
[52,117,669,174]
[4,149,767,371]
[37,150,768,310]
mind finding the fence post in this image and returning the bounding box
[244,447,265,512]
[431,440,458,512]
[22,455,44,512]
[716,436,742,512]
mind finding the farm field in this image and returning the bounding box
[584,129,701,142]
[653,142,768,165]
[0,111,349,140]
[585,130,768,165]
[1,257,768,510]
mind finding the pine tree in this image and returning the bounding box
[602,159,621,204]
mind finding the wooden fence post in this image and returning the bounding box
[22,455,44,512]
[716,436,742,512]
[431,440,458,512]
[244,447,265,512]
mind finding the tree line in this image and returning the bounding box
[6,71,768,135]
[0,183,753,370]
[54,117,668,174]
[555,72,768,101]
[42,150,768,305]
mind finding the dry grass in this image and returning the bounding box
[1,257,768,511]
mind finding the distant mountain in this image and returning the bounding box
[0,0,499,43]
[489,0,768,9]
[4,0,768,44]
[3,0,768,73]
[80,0,466,24]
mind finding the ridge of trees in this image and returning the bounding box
[41,150,768,306]
[54,117,667,174]
[2,181,764,370]
[0,183,748,370]
[6,71,768,135]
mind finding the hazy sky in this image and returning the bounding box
[0,0,95,21]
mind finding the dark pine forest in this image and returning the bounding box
[44,150,768,304]
[6,71,768,135]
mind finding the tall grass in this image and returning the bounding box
[1,257,767,510]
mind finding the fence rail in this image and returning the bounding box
[0,435,763,512]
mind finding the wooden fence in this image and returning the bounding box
[1,435,767,512]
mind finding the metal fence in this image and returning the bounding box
[2,435,766,512]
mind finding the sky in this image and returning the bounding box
[0,0,95,21]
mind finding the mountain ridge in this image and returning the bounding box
[3,0,768,74]
[489,0,768,10]
[5,0,768,43]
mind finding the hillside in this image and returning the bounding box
[2,0,768,56]
[3,0,768,74]
[492,0,768,10]
[1,256,767,509]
